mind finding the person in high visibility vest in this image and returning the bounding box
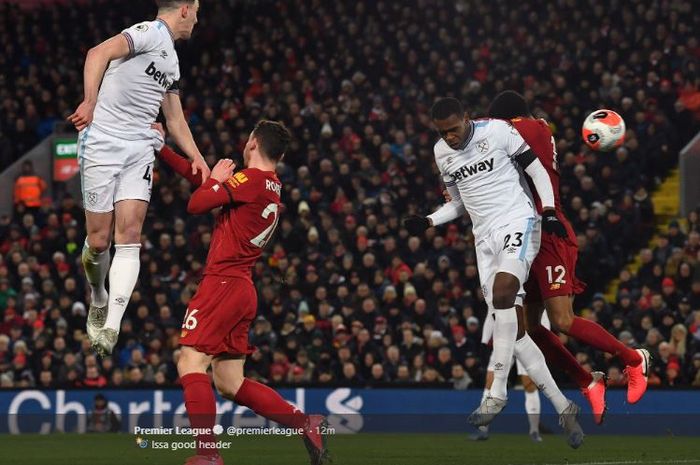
[13,161,47,208]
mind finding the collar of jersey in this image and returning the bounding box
[458,121,476,151]
[156,18,175,43]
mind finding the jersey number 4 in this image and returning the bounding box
[250,203,280,248]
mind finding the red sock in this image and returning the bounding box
[181,373,218,457]
[234,378,307,429]
[530,324,593,389]
[568,317,641,366]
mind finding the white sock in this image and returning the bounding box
[82,239,110,307]
[479,388,490,434]
[524,390,540,434]
[104,244,141,331]
[490,307,518,400]
[514,334,569,414]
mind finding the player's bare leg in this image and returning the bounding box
[521,375,543,442]
[526,299,607,424]
[544,297,649,405]
[93,199,147,356]
[212,356,331,465]
[178,346,223,465]
[83,210,113,345]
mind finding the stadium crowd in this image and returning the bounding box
[1,0,700,390]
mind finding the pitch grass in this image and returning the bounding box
[2,433,699,465]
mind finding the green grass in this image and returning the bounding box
[2,433,699,465]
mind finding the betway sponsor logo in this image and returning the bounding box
[449,158,494,182]
[145,61,173,90]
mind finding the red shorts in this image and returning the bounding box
[179,275,258,356]
[524,234,586,304]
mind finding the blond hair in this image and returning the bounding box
[670,323,687,359]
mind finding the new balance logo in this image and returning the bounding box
[449,158,494,182]
[145,61,173,90]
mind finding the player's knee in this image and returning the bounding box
[87,235,110,253]
[551,310,574,332]
[176,350,208,377]
[492,288,517,309]
[215,384,236,401]
[492,274,519,309]
[116,226,142,245]
[522,377,537,392]
[214,377,244,400]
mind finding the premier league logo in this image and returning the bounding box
[476,139,489,154]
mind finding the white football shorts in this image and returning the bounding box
[476,216,541,310]
[77,124,158,213]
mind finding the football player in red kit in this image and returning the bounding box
[156,120,329,465]
[488,91,650,423]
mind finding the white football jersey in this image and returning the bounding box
[434,118,536,238]
[92,19,180,141]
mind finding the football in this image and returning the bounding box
[581,109,626,152]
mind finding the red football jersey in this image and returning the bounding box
[510,117,576,242]
[204,168,282,280]
[510,117,562,213]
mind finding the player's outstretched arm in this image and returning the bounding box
[515,152,567,238]
[157,145,204,186]
[403,183,466,235]
[68,34,131,131]
[428,182,466,226]
[162,93,211,182]
[187,159,237,214]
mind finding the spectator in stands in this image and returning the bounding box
[13,161,47,209]
[86,393,121,433]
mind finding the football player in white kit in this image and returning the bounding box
[403,98,583,448]
[68,0,209,357]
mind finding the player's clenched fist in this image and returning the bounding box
[211,159,235,183]
[403,215,432,236]
[68,100,96,131]
[541,209,568,238]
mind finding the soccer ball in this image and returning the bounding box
[581,109,626,152]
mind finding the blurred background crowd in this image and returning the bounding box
[1,0,700,390]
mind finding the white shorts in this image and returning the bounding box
[476,217,541,309]
[78,124,157,213]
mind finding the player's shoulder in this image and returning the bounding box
[510,117,552,135]
[433,138,453,158]
[124,20,159,34]
[477,117,511,133]
[238,168,282,196]
[123,20,164,42]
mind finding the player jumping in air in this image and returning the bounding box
[68,0,210,357]
[487,90,650,416]
[403,98,584,448]
[156,121,329,465]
